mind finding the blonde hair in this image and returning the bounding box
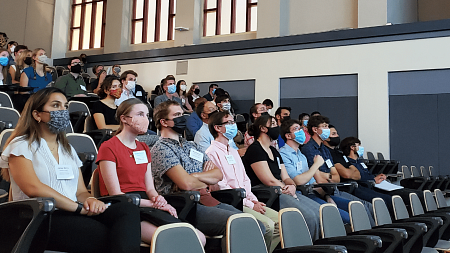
[1,87,72,181]
[31,48,49,74]
[115,98,145,135]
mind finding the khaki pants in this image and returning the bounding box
[243,206,280,253]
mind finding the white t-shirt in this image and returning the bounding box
[0,136,82,201]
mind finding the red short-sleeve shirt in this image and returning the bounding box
[96,136,151,196]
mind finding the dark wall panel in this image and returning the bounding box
[281,97,358,140]
[389,94,439,169]
[194,80,255,115]
[437,93,450,175]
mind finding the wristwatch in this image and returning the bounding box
[75,201,83,214]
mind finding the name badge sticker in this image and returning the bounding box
[361,163,368,169]
[136,91,143,97]
[133,150,148,164]
[343,156,349,163]
[325,159,333,169]
[276,157,282,170]
[190,149,204,163]
[56,165,75,180]
[296,161,303,172]
[80,85,87,91]
[225,155,236,165]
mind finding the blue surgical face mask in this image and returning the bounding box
[303,120,308,126]
[167,84,177,94]
[212,88,216,94]
[0,57,8,66]
[319,128,330,140]
[223,123,238,140]
[357,146,364,157]
[293,129,306,144]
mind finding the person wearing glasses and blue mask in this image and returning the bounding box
[206,111,279,253]
[154,76,182,108]
[302,115,376,226]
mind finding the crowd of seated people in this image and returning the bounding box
[0,35,439,252]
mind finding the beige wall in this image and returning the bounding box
[418,0,450,21]
[0,0,55,57]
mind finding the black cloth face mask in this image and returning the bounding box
[171,116,186,135]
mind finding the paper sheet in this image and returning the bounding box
[374,180,404,191]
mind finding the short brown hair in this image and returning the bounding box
[154,100,180,130]
[119,70,138,82]
[162,75,176,86]
[208,111,231,139]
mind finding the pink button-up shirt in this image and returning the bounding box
[206,140,258,209]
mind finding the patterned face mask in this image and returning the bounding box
[42,110,70,134]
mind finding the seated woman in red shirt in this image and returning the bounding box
[96,98,206,245]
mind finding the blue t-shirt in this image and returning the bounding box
[277,135,285,148]
[348,157,375,181]
[23,67,52,92]
[301,139,334,173]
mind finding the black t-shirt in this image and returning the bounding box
[243,140,284,186]
[91,100,119,126]
[326,146,354,181]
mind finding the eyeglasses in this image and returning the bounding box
[217,120,235,126]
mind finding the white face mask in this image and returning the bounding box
[37,55,48,64]
[10,45,15,54]
[126,81,136,90]
[180,84,187,91]
[267,109,272,114]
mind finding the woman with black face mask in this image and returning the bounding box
[9,49,32,84]
[186,84,200,109]
[242,114,322,241]
[0,87,141,253]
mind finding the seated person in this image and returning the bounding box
[244,103,277,149]
[194,101,239,152]
[279,119,350,224]
[97,98,206,246]
[262,99,273,114]
[242,114,321,240]
[154,76,182,108]
[91,65,106,94]
[215,94,232,113]
[20,48,53,92]
[203,83,217,102]
[176,80,193,113]
[0,87,141,253]
[0,49,9,85]
[9,48,31,84]
[302,115,375,225]
[151,100,263,237]
[206,111,279,252]
[298,113,311,144]
[186,84,201,109]
[54,57,88,97]
[115,70,146,106]
[186,97,207,138]
[91,76,121,130]
[274,107,291,148]
[107,64,121,77]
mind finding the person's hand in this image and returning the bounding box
[313,155,324,167]
[203,161,215,172]
[159,204,178,218]
[82,197,108,216]
[282,184,296,197]
[374,174,386,184]
[74,94,87,97]
[151,195,168,209]
[252,201,266,214]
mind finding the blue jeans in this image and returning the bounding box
[307,194,350,224]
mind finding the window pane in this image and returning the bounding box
[160,0,169,41]
[172,0,177,14]
[74,0,82,4]
[250,0,257,3]
[206,0,216,9]
[250,5,257,31]
[82,3,92,49]
[235,0,246,33]
[73,6,81,27]
[135,0,144,19]
[221,0,231,35]
[205,12,216,36]
[134,21,143,44]
[94,2,103,48]
[146,0,157,42]
[71,29,80,50]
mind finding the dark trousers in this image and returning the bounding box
[47,201,141,253]
[353,186,395,216]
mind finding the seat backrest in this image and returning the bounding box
[349,201,373,231]
[434,189,448,208]
[0,129,14,151]
[402,165,412,179]
[0,107,20,128]
[367,151,376,161]
[151,223,205,253]
[65,121,74,133]
[429,166,439,177]
[91,168,101,198]
[392,195,410,220]
[0,92,13,108]
[409,193,425,216]
[320,204,347,238]
[84,115,98,132]
[68,101,91,116]
[372,197,393,226]
[226,213,267,253]
[66,133,98,185]
[377,152,385,160]
[411,166,421,177]
[421,166,431,178]
[279,208,313,248]
[423,190,438,212]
